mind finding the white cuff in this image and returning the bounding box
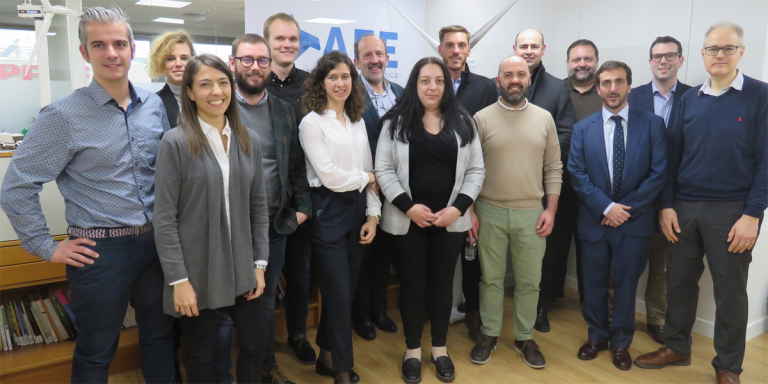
[603,202,615,216]
[255,260,268,267]
[360,171,370,192]
[170,278,189,286]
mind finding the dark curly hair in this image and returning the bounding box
[302,51,365,122]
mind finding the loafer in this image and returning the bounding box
[315,358,360,383]
[287,335,317,364]
[647,324,665,344]
[716,369,741,384]
[577,339,608,360]
[534,306,550,333]
[372,311,398,332]
[633,346,691,369]
[353,314,377,340]
[513,339,546,369]
[611,346,632,371]
[401,354,421,384]
[430,354,455,382]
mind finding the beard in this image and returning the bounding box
[568,67,595,83]
[603,92,628,110]
[235,70,267,96]
[500,83,527,105]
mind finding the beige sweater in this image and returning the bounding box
[473,99,562,210]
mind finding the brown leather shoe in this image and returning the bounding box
[633,346,691,369]
[465,311,482,341]
[716,370,740,384]
[647,324,665,344]
[577,340,609,360]
[611,347,632,371]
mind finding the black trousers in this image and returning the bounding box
[539,185,584,307]
[460,248,482,312]
[310,187,368,371]
[664,200,756,374]
[353,230,395,318]
[178,295,267,384]
[393,225,465,349]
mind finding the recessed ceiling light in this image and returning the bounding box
[153,17,185,24]
[304,18,355,24]
[47,32,56,36]
[136,0,191,8]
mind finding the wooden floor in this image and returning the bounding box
[109,288,768,384]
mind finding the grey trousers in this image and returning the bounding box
[645,233,668,325]
[664,200,756,374]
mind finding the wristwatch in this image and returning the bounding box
[255,264,267,270]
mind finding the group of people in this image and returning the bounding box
[0,5,765,384]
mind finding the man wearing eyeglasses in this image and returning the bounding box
[229,33,310,384]
[627,36,692,345]
[635,22,767,384]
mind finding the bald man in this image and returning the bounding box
[469,56,562,369]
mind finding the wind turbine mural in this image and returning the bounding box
[386,0,519,54]
[17,0,80,75]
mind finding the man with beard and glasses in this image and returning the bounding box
[437,24,498,342]
[228,33,311,384]
[627,36,692,345]
[513,29,578,334]
[566,39,603,122]
[568,61,667,371]
[469,56,561,369]
[350,33,404,341]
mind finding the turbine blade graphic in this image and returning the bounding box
[386,0,440,55]
[469,0,519,48]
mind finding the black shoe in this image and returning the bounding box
[372,311,398,332]
[353,314,377,340]
[534,306,550,333]
[401,354,421,384]
[262,366,296,384]
[647,324,665,345]
[470,334,497,364]
[287,334,317,364]
[457,302,467,313]
[315,358,360,384]
[430,354,455,382]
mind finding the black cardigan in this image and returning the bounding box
[157,83,180,128]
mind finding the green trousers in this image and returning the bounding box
[475,200,546,340]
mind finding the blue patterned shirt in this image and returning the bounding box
[0,80,170,261]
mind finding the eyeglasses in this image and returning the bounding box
[703,45,740,56]
[234,56,272,68]
[650,52,680,62]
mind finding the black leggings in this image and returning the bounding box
[393,225,465,349]
[178,295,267,384]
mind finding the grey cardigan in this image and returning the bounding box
[154,127,270,317]
[375,119,485,235]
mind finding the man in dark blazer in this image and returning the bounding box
[568,61,667,371]
[350,34,404,340]
[627,36,692,345]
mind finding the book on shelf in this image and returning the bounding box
[24,303,44,344]
[54,288,77,331]
[42,297,70,341]
[49,294,77,340]
[0,305,10,351]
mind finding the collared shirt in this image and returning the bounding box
[699,69,744,96]
[1,80,170,260]
[601,104,630,215]
[298,109,382,218]
[497,97,529,111]
[565,79,603,122]
[361,75,397,118]
[652,81,678,125]
[452,76,462,93]
[267,65,310,120]
[235,88,269,106]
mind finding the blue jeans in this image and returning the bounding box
[284,223,312,338]
[66,232,175,383]
[215,225,287,373]
[213,308,235,383]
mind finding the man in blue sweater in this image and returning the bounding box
[634,22,767,384]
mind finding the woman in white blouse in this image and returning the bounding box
[299,51,381,384]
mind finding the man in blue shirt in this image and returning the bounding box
[627,36,692,345]
[1,7,174,383]
[635,23,767,384]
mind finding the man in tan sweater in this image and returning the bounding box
[469,56,562,369]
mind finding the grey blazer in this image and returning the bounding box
[375,119,485,235]
[154,127,270,317]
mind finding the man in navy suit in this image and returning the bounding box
[568,61,667,371]
[627,36,692,345]
[351,34,404,340]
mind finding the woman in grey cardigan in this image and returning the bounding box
[375,58,485,384]
[154,54,270,384]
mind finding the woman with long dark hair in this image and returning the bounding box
[153,54,269,384]
[375,57,485,384]
[299,51,381,384]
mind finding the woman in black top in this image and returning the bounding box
[375,57,485,384]
[148,30,195,128]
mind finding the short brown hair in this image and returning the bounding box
[302,51,365,122]
[147,30,195,78]
[231,33,269,58]
[263,13,300,40]
[438,25,470,45]
[596,60,633,86]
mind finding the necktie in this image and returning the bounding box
[611,115,624,200]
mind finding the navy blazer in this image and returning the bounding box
[627,80,692,125]
[362,81,404,158]
[568,107,667,242]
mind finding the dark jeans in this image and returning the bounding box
[178,295,268,384]
[393,225,465,349]
[215,226,287,374]
[460,247,482,312]
[664,200,756,374]
[310,187,368,371]
[66,232,175,384]
[353,229,395,318]
[284,223,312,338]
[539,185,584,308]
[213,308,235,383]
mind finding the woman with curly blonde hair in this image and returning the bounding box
[148,30,195,128]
